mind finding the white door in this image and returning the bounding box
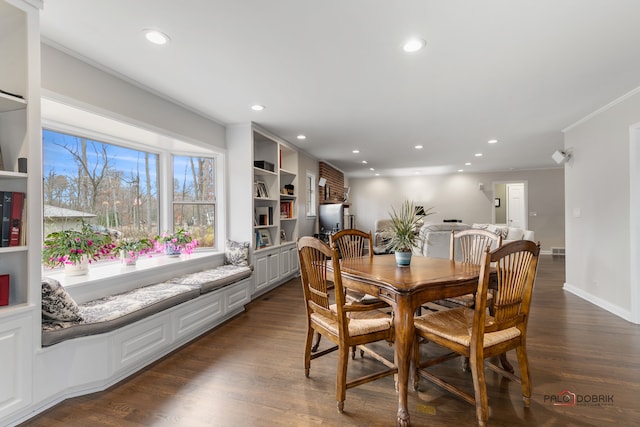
[507,183,526,229]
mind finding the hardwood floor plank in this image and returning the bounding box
[21,256,640,426]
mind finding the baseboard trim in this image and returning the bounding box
[563,282,636,324]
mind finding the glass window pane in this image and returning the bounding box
[172,155,215,248]
[172,204,214,247]
[42,129,159,242]
[173,156,215,202]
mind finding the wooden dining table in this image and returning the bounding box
[328,254,484,427]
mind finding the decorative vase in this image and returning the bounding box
[395,250,412,267]
[121,252,138,266]
[165,244,182,257]
[65,256,89,276]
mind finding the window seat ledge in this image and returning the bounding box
[42,264,252,346]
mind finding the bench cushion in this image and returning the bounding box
[42,282,200,347]
[165,265,252,294]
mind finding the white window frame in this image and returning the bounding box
[306,171,317,217]
[41,98,225,290]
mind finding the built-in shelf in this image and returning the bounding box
[0,171,27,179]
[0,92,27,113]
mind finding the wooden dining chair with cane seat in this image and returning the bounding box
[441,228,502,308]
[310,229,390,353]
[297,236,397,413]
[329,229,389,307]
[413,240,541,427]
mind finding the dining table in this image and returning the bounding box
[328,254,485,427]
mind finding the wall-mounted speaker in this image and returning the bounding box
[552,150,570,164]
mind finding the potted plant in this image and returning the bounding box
[154,228,199,257]
[42,222,114,276]
[384,200,433,266]
[114,237,154,266]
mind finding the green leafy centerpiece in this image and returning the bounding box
[384,200,433,266]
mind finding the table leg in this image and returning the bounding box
[394,297,414,426]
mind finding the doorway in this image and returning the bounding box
[492,181,528,229]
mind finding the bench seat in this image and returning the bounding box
[42,282,201,346]
[42,264,253,347]
[165,264,252,293]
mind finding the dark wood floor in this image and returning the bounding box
[21,256,640,426]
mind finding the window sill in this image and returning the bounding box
[43,250,224,304]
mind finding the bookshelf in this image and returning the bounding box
[0,0,42,422]
[226,123,300,297]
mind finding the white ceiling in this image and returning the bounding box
[39,0,640,177]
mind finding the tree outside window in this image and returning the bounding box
[43,129,159,242]
[172,155,216,248]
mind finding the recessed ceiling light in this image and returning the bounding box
[352,149,360,154]
[143,29,170,45]
[415,145,423,149]
[369,167,375,171]
[458,169,464,172]
[362,160,368,164]
[475,153,483,157]
[465,162,471,166]
[296,134,306,140]
[250,104,265,111]
[488,139,498,144]
[375,173,380,176]
[402,37,426,53]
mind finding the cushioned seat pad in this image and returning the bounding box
[165,264,252,294]
[42,282,200,346]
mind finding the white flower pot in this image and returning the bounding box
[64,256,89,276]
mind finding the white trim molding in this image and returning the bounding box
[563,282,635,324]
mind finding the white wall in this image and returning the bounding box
[298,150,318,238]
[563,88,640,322]
[348,168,564,253]
[41,44,225,149]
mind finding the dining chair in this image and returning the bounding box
[441,228,502,308]
[297,236,397,413]
[329,229,389,305]
[413,240,541,427]
[327,229,391,357]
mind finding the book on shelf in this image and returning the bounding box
[255,207,269,225]
[0,274,8,306]
[280,200,294,219]
[1,191,12,247]
[9,192,24,246]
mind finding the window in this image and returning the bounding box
[172,155,216,247]
[43,129,159,242]
[43,125,220,267]
[306,171,316,217]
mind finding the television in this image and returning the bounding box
[319,203,344,234]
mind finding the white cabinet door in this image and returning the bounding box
[0,312,32,423]
[289,246,299,274]
[268,250,280,285]
[280,247,291,277]
[254,252,269,293]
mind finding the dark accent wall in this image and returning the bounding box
[319,161,344,204]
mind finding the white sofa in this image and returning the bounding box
[414,222,535,259]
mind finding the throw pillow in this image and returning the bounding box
[41,277,83,321]
[506,227,525,241]
[225,240,249,266]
